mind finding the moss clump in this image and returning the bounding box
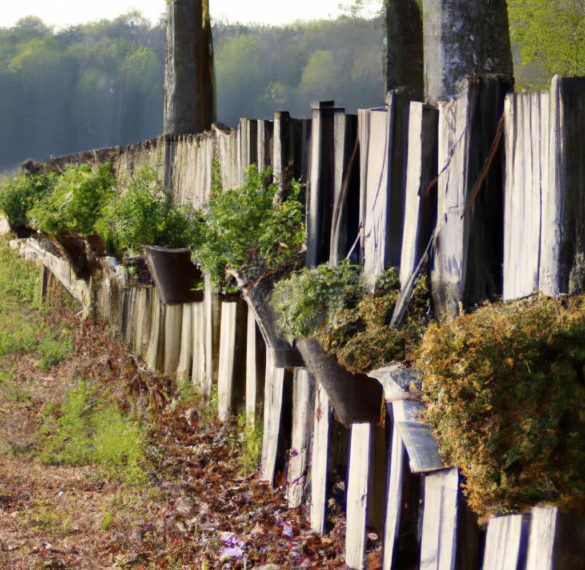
[273,262,430,374]
[417,296,585,519]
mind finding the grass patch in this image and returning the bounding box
[40,379,147,485]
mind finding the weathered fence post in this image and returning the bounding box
[482,514,530,570]
[177,302,194,380]
[286,368,315,508]
[431,77,510,317]
[217,300,238,421]
[163,0,215,135]
[163,304,183,375]
[310,383,332,534]
[400,102,438,288]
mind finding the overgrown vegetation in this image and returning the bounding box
[29,162,115,236]
[0,171,55,229]
[417,296,585,518]
[194,165,305,292]
[273,262,430,373]
[96,167,204,258]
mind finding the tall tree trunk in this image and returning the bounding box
[164,0,216,136]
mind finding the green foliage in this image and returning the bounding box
[36,329,74,370]
[40,379,146,484]
[0,171,55,228]
[509,0,585,88]
[273,261,363,342]
[235,414,263,475]
[274,263,430,374]
[194,165,305,292]
[30,163,115,236]
[320,272,430,374]
[96,167,204,257]
[417,296,585,518]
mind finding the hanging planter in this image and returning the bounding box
[45,232,106,280]
[145,245,203,305]
[237,267,304,368]
[296,337,383,426]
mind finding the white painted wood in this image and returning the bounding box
[245,309,259,426]
[420,467,459,570]
[394,400,443,473]
[260,349,285,484]
[217,301,238,422]
[202,274,214,398]
[431,84,473,315]
[345,423,372,570]
[176,302,194,380]
[503,91,548,300]
[163,304,183,375]
[383,402,406,570]
[483,514,530,570]
[146,289,163,371]
[310,383,331,534]
[286,369,314,508]
[360,106,392,290]
[526,507,557,570]
[191,301,207,390]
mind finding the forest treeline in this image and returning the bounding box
[0,13,385,171]
[1,0,584,171]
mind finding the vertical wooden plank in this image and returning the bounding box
[237,118,258,181]
[360,106,392,289]
[217,301,238,422]
[163,303,183,375]
[133,287,152,359]
[483,514,530,570]
[260,349,285,484]
[245,309,260,426]
[431,78,509,317]
[191,301,207,390]
[527,507,585,570]
[310,383,331,534]
[286,368,315,508]
[177,302,194,380]
[202,274,214,398]
[419,468,459,570]
[503,91,548,300]
[257,119,273,170]
[383,402,406,570]
[146,289,164,371]
[400,102,438,288]
[540,77,585,296]
[345,423,372,570]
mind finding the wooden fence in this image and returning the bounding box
[11,75,585,569]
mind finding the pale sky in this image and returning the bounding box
[0,0,369,29]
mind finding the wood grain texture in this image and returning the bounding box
[345,423,372,570]
[419,468,459,570]
[260,349,285,485]
[483,514,530,570]
[286,369,315,508]
[217,301,238,422]
[310,383,331,534]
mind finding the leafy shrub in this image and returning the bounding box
[30,163,115,236]
[273,262,430,373]
[0,171,56,228]
[96,167,203,258]
[417,296,585,518]
[194,165,305,292]
[273,261,363,342]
